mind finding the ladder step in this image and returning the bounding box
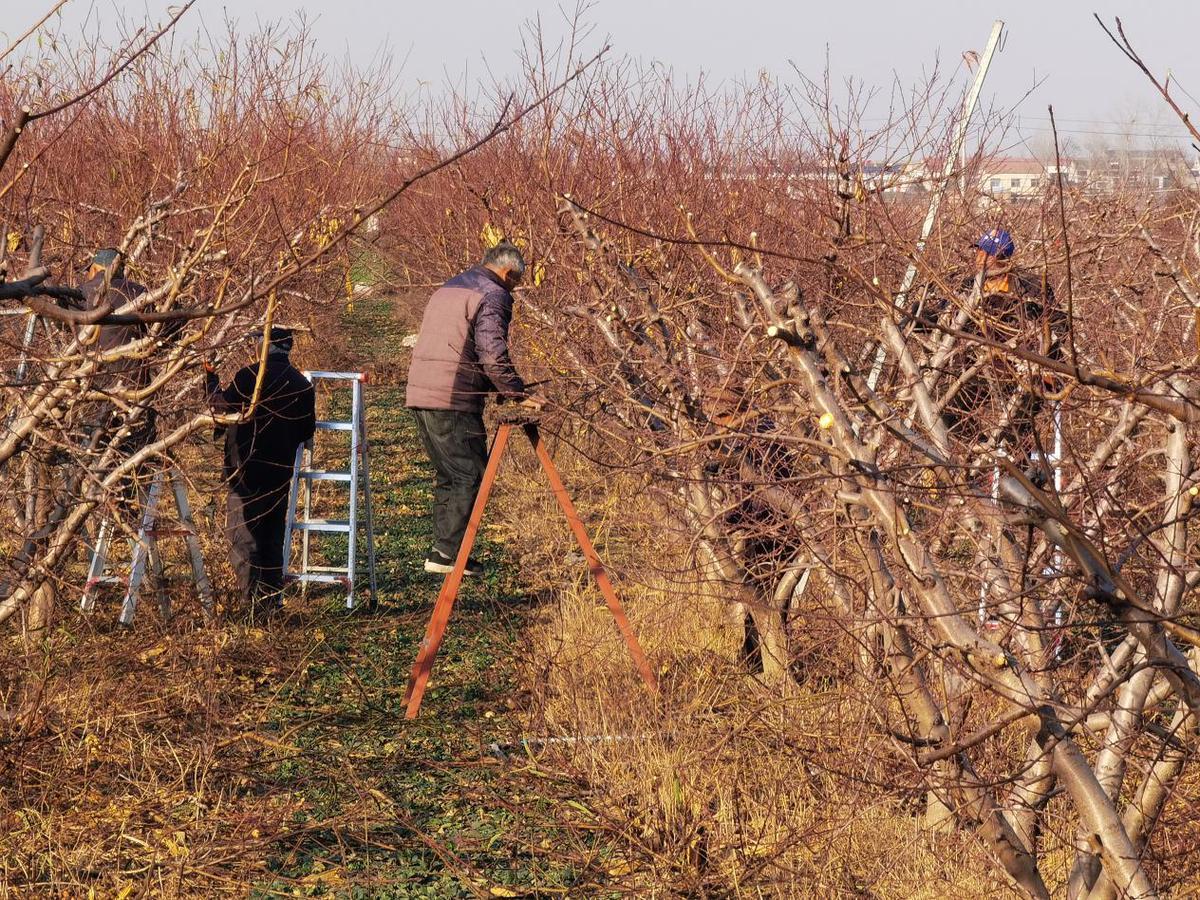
[293,519,351,533]
[316,420,354,431]
[288,573,350,584]
[300,469,352,482]
[85,575,124,587]
[305,371,367,382]
[308,564,351,573]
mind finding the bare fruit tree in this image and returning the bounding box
[0,9,604,634]
[376,19,1200,895]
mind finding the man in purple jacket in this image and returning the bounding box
[406,241,542,574]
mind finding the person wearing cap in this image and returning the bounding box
[973,228,1054,310]
[80,247,144,310]
[970,228,1064,371]
[908,230,1056,337]
[902,230,1065,453]
[78,248,158,448]
[406,240,543,575]
[205,327,316,611]
[906,229,1063,452]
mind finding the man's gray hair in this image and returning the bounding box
[482,240,526,275]
[92,247,125,278]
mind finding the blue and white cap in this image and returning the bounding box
[976,228,1015,259]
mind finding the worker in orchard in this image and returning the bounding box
[405,240,543,576]
[78,248,158,448]
[910,229,1059,348]
[907,228,1064,454]
[971,228,1060,350]
[205,327,316,612]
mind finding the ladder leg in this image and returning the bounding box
[81,519,114,611]
[172,469,215,619]
[14,313,37,383]
[360,397,379,610]
[150,537,169,620]
[524,424,659,694]
[120,471,165,626]
[301,443,313,599]
[282,442,304,589]
[404,424,513,718]
[345,381,361,609]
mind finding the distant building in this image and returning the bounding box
[978,157,1059,199]
[778,149,1197,207]
[852,159,933,195]
[1076,149,1193,193]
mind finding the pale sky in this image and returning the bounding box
[19,0,1200,152]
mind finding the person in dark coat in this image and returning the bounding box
[78,248,157,451]
[72,248,167,519]
[906,229,1064,456]
[205,327,315,609]
[405,241,542,575]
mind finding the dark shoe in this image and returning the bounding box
[423,550,482,576]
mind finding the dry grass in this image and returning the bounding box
[1,612,329,894]
[487,433,1021,897]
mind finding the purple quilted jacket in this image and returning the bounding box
[405,266,527,412]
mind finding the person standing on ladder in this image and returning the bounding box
[205,327,316,612]
[78,248,156,445]
[76,248,165,517]
[405,241,543,575]
[907,229,1064,460]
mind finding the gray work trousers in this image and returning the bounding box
[410,408,488,558]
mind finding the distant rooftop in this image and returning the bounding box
[980,157,1052,175]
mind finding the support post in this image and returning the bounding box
[866,19,1005,390]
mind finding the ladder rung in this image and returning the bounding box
[288,573,350,584]
[308,564,350,573]
[300,469,352,482]
[85,576,124,587]
[316,420,353,431]
[305,371,367,382]
[293,519,351,533]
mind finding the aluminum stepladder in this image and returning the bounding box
[402,419,658,719]
[282,371,377,609]
[1,310,49,435]
[80,464,214,625]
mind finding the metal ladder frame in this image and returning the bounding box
[282,371,377,609]
[2,310,49,440]
[80,465,214,625]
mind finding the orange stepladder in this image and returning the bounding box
[402,421,658,719]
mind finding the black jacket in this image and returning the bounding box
[206,353,316,491]
[76,274,160,448]
[907,267,1063,360]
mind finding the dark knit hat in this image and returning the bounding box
[253,326,293,353]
